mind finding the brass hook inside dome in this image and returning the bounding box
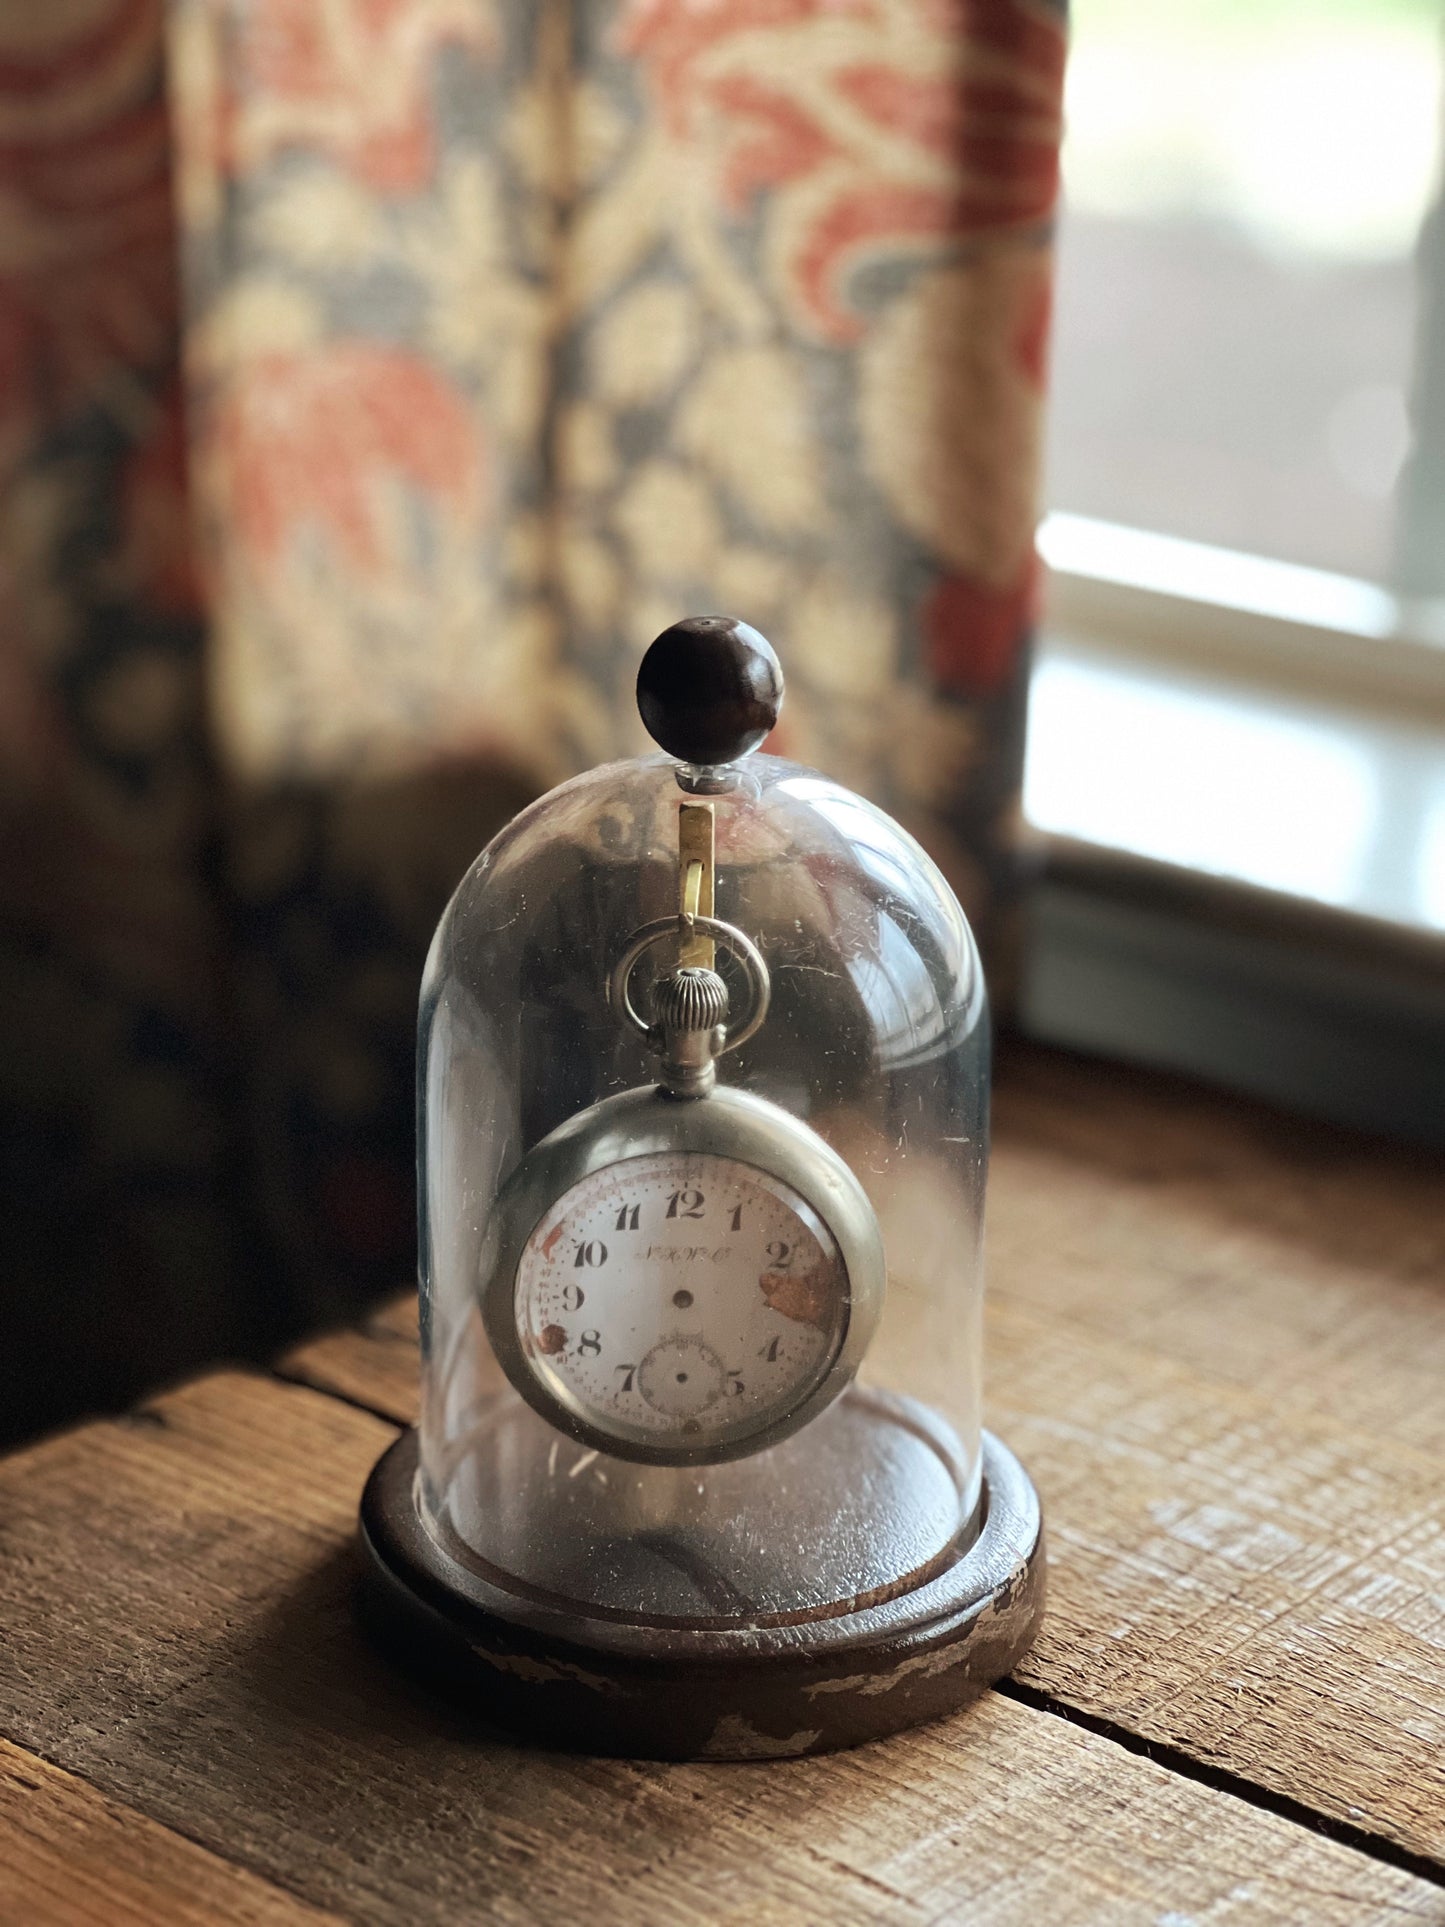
[677,801,715,969]
[609,914,771,1082]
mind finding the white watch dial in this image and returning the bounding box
[513,1149,849,1456]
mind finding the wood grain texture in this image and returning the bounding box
[985,1052,1445,1862]
[994,1300,1445,1860]
[0,1739,337,1926]
[0,1370,1437,1926]
[280,1046,1445,1862]
[990,1049,1445,1455]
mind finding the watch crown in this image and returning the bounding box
[652,966,729,1037]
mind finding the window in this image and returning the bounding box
[1022,0,1445,1140]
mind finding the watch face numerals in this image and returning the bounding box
[514,1150,849,1457]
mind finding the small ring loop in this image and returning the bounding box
[609,915,772,1054]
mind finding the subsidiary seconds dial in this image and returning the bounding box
[514,1152,847,1461]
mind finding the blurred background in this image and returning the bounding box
[1024,0,1445,1132]
[0,0,1440,1444]
[1053,0,1437,578]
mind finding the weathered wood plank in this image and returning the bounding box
[286,1292,1445,1866]
[279,1049,1445,1862]
[993,1299,1445,1859]
[282,1295,418,1420]
[989,1054,1445,1858]
[0,1738,337,1926]
[0,1372,1435,1926]
[990,1049,1445,1455]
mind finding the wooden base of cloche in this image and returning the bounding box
[358,1426,1044,1761]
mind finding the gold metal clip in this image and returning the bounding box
[678,802,715,968]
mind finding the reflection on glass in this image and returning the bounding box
[847,915,950,1067]
[778,777,929,907]
[778,774,981,1058]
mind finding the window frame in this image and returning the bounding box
[1020,513,1445,1146]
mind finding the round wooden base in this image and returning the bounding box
[359,1427,1043,1759]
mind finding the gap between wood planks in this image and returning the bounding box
[995,1681,1445,1895]
[265,1353,1445,1898]
[0,1739,339,1926]
[7,1363,1438,1926]
[266,1366,403,1434]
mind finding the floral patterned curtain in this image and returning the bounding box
[0,0,1065,1439]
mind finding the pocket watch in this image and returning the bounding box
[479,887,887,1467]
[481,901,890,1456]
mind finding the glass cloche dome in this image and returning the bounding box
[360,617,1043,1759]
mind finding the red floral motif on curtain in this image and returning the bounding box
[212,345,483,580]
[618,0,1064,341]
[0,0,177,467]
[927,267,1051,694]
[224,0,494,189]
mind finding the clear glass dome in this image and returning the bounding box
[416,749,989,1632]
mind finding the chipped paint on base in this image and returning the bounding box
[700,1714,823,1760]
[469,1645,620,1694]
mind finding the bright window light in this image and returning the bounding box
[1025,654,1378,909]
[1038,512,1401,639]
[1417,787,1445,931]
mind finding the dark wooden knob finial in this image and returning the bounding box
[636,616,783,766]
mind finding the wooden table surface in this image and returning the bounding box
[2,1046,1443,1925]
